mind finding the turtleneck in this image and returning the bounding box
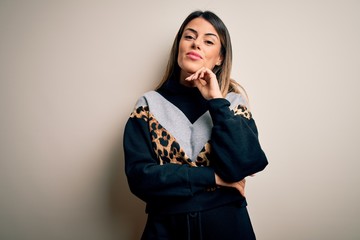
[157,78,208,123]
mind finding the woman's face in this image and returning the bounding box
[177,17,223,81]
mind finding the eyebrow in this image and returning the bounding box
[184,28,219,39]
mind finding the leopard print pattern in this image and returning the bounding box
[130,106,150,121]
[233,104,252,120]
[196,142,211,167]
[130,106,196,167]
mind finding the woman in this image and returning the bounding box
[123,10,268,240]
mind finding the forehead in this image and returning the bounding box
[183,17,218,36]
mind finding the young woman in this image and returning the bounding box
[123,10,268,240]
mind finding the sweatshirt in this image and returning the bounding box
[123,78,268,214]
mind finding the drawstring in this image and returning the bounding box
[186,212,203,240]
[186,214,191,240]
[198,211,203,240]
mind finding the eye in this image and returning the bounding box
[205,40,214,45]
[184,35,195,40]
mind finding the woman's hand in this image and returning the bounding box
[215,174,246,197]
[185,67,223,100]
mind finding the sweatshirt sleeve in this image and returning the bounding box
[123,106,216,202]
[208,97,268,182]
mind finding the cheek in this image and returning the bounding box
[177,43,183,58]
[205,50,221,66]
[177,43,187,66]
[178,43,186,57]
[203,56,217,68]
[177,51,183,67]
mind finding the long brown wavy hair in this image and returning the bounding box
[156,10,248,99]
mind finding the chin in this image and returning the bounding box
[180,63,203,74]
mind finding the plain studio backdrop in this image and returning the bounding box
[1,0,359,239]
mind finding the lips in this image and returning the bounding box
[186,51,202,60]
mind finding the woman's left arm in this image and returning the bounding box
[208,98,268,182]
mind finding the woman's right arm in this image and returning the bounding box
[123,111,217,202]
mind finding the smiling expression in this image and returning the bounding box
[177,17,223,83]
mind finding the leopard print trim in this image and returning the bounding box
[233,104,252,120]
[130,106,196,167]
[196,142,211,167]
[130,106,149,121]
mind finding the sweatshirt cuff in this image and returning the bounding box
[188,167,216,193]
[207,98,233,125]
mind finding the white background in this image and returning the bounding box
[1,0,359,239]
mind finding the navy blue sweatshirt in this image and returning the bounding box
[123,78,268,214]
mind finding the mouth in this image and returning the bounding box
[186,51,202,60]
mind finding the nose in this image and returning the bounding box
[192,39,201,49]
